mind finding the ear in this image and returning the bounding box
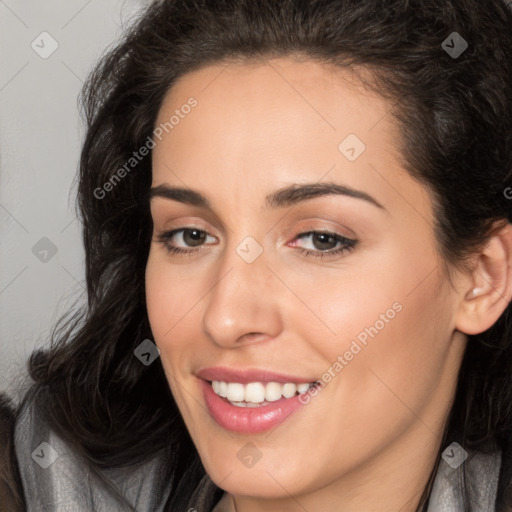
[455,221,512,335]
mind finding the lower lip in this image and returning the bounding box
[200,379,310,434]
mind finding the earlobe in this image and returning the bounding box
[455,221,512,336]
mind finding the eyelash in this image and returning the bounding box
[155,228,358,260]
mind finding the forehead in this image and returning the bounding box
[150,57,432,224]
[153,58,397,170]
[155,57,390,141]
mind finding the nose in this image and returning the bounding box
[201,239,283,349]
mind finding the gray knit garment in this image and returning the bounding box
[427,448,501,511]
[15,397,501,511]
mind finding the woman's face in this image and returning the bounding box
[145,58,467,505]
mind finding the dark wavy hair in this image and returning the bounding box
[18,0,512,510]
[0,394,25,511]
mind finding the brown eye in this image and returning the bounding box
[291,230,358,260]
[310,233,338,251]
[155,228,216,255]
[182,229,207,247]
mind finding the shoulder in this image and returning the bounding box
[13,387,172,511]
[497,436,512,511]
[427,445,502,511]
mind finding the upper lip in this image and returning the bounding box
[196,366,317,384]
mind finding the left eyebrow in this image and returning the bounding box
[148,181,386,211]
[265,182,385,210]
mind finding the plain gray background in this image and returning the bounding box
[0,0,151,400]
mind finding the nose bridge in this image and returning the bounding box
[201,235,282,347]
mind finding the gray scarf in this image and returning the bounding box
[14,397,501,511]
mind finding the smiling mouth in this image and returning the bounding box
[209,380,318,407]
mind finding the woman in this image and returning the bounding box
[12,0,512,510]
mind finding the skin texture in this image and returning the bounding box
[145,57,512,512]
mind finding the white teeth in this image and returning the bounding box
[265,382,283,402]
[245,382,266,403]
[226,383,245,402]
[211,380,315,404]
[296,383,310,394]
[218,381,228,398]
[282,383,297,398]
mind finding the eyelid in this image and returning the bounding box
[283,219,356,243]
[158,219,220,237]
[158,226,217,246]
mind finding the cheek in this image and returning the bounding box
[145,253,185,364]
[315,265,452,432]
[363,276,454,403]
[145,255,198,415]
[145,251,195,338]
[145,250,214,384]
[303,243,452,417]
[277,271,453,481]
